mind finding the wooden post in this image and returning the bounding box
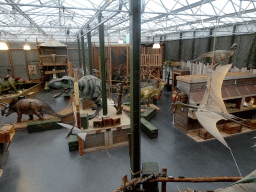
[161,168,167,192]
[74,69,84,156]
[7,43,15,78]
[23,43,30,81]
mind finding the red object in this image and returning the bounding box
[15,77,22,81]
[4,75,10,80]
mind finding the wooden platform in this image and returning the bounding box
[0,83,43,103]
[13,105,74,131]
[77,99,131,153]
[122,104,160,112]
[187,125,255,143]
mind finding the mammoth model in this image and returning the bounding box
[0,97,70,123]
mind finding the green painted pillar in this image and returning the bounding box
[77,35,82,69]
[129,0,141,179]
[192,31,196,60]
[81,30,86,75]
[98,13,108,115]
[178,32,182,61]
[87,25,93,75]
[207,28,214,64]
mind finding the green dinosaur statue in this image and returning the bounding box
[126,79,167,106]
[0,75,27,95]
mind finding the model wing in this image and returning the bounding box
[200,64,232,113]
[195,111,229,149]
[58,123,84,133]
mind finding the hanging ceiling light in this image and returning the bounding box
[118,39,124,44]
[23,45,31,50]
[0,42,8,50]
[153,43,160,49]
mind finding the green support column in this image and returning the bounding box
[98,13,108,115]
[207,28,214,64]
[87,25,93,75]
[192,31,196,60]
[77,35,82,69]
[81,30,86,75]
[129,0,141,179]
[178,32,182,61]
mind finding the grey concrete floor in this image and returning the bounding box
[0,89,256,192]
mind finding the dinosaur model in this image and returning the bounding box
[0,75,27,95]
[0,97,70,123]
[48,75,105,120]
[126,79,167,106]
[192,43,238,68]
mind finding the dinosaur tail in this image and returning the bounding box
[45,106,73,119]
[192,52,212,62]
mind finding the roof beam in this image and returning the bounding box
[5,0,48,36]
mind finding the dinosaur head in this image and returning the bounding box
[48,76,75,98]
[168,101,185,115]
[231,43,238,50]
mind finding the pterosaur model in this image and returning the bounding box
[58,123,87,141]
[172,64,248,148]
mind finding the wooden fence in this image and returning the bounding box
[179,61,256,75]
[141,54,162,67]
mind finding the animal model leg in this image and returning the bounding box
[88,98,102,120]
[8,80,18,93]
[31,107,44,120]
[16,111,22,123]
[29,115,33,120]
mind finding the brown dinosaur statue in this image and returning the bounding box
[192,43,238,68]
[126,79,167,106]
[0,97,71,123]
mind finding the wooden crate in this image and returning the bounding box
[68,135,79,152]
[198,129,213,140]
[141,107,157,121]
[245,119,256,130]
[140,118,158,139]
[223,122,242,134]
[0,124,15,143]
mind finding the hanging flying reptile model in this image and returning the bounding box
[171,64,249,149]
[170,64,251,176]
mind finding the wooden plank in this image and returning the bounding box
[84,141,128,153]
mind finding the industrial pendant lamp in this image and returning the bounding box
[23,45,31,50]
[152,37,160,49]
[0,42,8,50]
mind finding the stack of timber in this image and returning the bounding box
[27,118,62,133]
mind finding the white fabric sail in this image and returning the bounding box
[195,64,232,149]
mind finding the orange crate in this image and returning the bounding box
[0,124,15,143]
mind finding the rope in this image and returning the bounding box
[130,167,142,176]
[229,148,243,177]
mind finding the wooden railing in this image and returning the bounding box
[141,54,162,67]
